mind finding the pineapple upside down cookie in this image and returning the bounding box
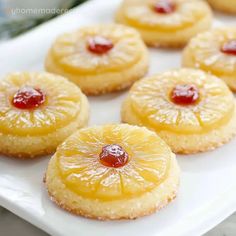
[0,72,89,158]
[115,0,212,48]
[45,124,180,220]
[121,68,236,154]
[45,24,149,95]
[207,0,236,14]
[183,27,236,92]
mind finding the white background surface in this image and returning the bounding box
[0,0,236,235]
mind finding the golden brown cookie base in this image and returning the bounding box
[0,149,53,160]
[207,0,236,14]
[45,48,149,96]
[47,189,177,220]
[158,125,236,155]
[45,155,180,220]
[82,70,147,96]
[115,8,212,48]
[145,41,186,49]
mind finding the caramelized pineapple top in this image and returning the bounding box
[49,24,147,74]
[184,27,236,75]
[0,72,83,135]
[118,0,212,30]
[55,124,172,201]
[128,69,234,134]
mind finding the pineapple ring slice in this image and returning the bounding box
[56,124,171,200]
[46,124,180,219]
[45,24,149,95]
[0,72,89,158]
[116,0,212,47]
[122,69,236,153]
[0,72,86,135]
[182,27,236,91]
[207,0,236,14]
[50,25,142,73]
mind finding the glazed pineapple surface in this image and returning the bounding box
[117,0,209,30]
[49,25,142,73]
[45,24,149,94]
[116,0,212,47]
[125,69,234,134]
[54,124,171,201]
[0,72,82,136]
[183,28,236,91]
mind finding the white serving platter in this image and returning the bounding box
[0,0,236,235]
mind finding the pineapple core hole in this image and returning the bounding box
[99,144,129,168]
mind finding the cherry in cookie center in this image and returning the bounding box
[87,36,114,55]
[170,84,199,106]
[221,39,236,56]
[12,86,46,110]
[153,0,176,14]
[99,144,129,168]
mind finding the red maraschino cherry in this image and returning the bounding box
[171,84,199,105]
[99,144,129,168]
[87,36,114,55]
[12,86,46,109]
[221,40,236,56]
[153,0,176,14]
